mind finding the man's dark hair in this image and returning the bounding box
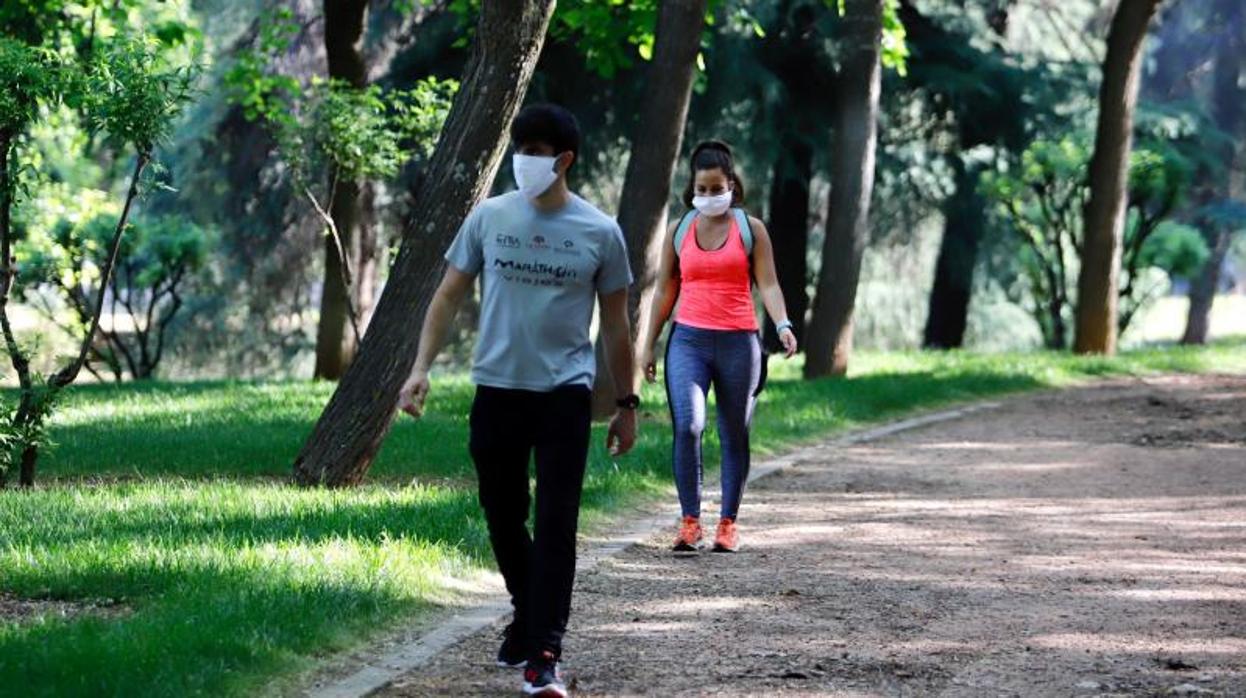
[510,103,581,168]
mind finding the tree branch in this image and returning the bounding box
[151,265,186,371]
[51,152,149,389]
[303,184,361,345]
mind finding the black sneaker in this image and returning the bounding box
[521,650,567,697]
[496,622,527,668]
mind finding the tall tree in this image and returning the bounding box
[292,0,556,486]
[909,0,1029,349]
[589,0,707,418]
[804,0,884,378]
[314,0,377,379]
[1181,0,1244,344]
[1073,0,1163,355]
[1,38,193,487]
[758,1,826,354]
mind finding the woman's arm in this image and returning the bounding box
[639,220,681,384]
[749,216,798,357]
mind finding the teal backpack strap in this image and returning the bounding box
[732,207,754,256]
[672,209,698,256]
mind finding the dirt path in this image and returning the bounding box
[379,374,1246,697]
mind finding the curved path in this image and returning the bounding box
[376,374,1246,697]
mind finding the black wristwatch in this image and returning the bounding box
[616,394,641,410]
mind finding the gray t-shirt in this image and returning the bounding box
[445,191,632,391]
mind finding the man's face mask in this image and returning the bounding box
[513,152,564,199]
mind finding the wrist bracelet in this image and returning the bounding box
[775,320,794,333]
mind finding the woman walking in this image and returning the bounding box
[638,140,798,554]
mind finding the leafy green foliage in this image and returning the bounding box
[831,0,909,75]
[224,11,457,188]
[550,0,661,79]
[221,8,301,122]
[85,39,196,154]
[0,38,61,134]
[981,132,1204,347]
[0,381,57,482]
[1138,222,1209,279]
[0,0,133,46]
[17,213,214,380]
[980,137,1086,348]
[0,5,202,484]
[449,0,727,79]
[312,79,456,182]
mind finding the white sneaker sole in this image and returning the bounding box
[521,680,568,697]
[497,659,527,669]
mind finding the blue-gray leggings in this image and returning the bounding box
[664,323,762,520]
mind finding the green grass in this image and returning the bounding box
[1,482,489,696]
[3,338,1245,696]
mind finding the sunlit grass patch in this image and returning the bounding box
[0,480,490,697]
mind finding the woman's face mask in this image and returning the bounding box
[692,167,734,216]
[513,153,563,199]
[692,189,733,217]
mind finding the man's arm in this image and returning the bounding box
[397,266,476,417]
[598,287,637,455]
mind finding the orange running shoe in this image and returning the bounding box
[673,515,703,553]
[713,517,739,553]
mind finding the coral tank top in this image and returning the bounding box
[674,214,758,331]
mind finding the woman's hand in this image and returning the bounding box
[778,327,798,358]
[640,346,658,383]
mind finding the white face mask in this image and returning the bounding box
[513,153,561,199]
[692,190,733,217]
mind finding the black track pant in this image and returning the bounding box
[468,384,591,658]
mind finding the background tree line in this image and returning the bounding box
[2,0,1244,486]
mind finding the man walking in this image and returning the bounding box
[397,103,639,697]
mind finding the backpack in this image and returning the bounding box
[672,207,754,258]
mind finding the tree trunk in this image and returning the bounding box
[314,0,375,380]
[52,154,149,389]
[901,0,1015,350]
[0,132,43,489]
[756,1,823,354]
[356,181,378,332]
[0,131,18,489]
[762,133,813,353]
[15,393,39,488]
[923,159,986,349]
[803,0,884,378]
[1073,0,1162,355]
[1181,0,1244,345]
[292,0,556,486]
[1181,228,1229,345]
[589,0,707,419]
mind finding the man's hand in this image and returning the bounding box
[606,408,637,456]
[397,368,430,419]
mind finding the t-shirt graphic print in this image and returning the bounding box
[445,191,632,391]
